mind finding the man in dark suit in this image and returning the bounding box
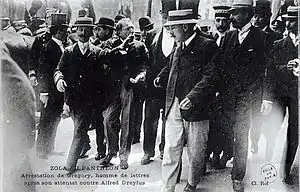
[78,17,117,161]
[219,0,270,191]
[156,9,218,192]
[141,0,176,165]
[99,18,149,169]
[32,13,68,159]
[54,17,106,174]
[263,6,299,185]
[250,0,283,155]
[206,4,233,170]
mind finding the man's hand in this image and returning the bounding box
[56,79,67,92]
[29,76,38,86]
[287,59,299,70]
[99,48,111,57]
[179,98,193,110]
[261,100,273,115]
[40,94,49,108]
[153,77,161,88]
[119,34,134,50]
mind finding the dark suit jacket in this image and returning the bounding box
[264,36,298,100]
[219,26,268,96]
[54,42,105,107]
[144,27,173,99]
[157,32,219,121]
[108,38,149,93]
[36,38,64,105]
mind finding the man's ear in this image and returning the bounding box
[182,24,188,32]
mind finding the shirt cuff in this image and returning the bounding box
[263,100,273,104]
[40,93,49,96]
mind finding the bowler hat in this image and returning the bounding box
[229,0,253,12]
[51,13,68,27]
[213,5,231,18]
[282,6,299,19]
[96,17,115,29]
[139,16,154,31]
[73,17,95,27]
[114,14,126,23]
[164,9,198,26]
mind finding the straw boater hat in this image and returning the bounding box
[213,5,231,18]
[73,17,95,27]
[282,6,299,19]
[229,0,253,12]
[164,9,198,26]
[96,17,115,29]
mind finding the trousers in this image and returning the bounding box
[143,97,166,157]
[162,97,209,192]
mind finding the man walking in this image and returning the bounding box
[219,0,270,191]
[156,9,218,192]
[34,13,68,159]
[141,0,176,164]
[263,6,299,185]
[54,17,106,174]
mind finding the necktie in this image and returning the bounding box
[166,44,182,101]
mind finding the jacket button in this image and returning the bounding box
[80,75,82,78]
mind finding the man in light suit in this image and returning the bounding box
[54,17,106,174]
[155,9,218,192]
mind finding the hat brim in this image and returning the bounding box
[164,19,198,26]
[51,24,69,27]
[73,24,96,27]
[144,22,154,29]
[282,14,297,19]
[96,24,115,30]
[228,5,252,12]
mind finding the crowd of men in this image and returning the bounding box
[1,0,299,192]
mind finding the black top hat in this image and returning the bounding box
[78,8,88,17]
[161,0,177,15]
[213,5,231,18]
[96,17,115,29]
[114,14,126,23]
[51,13,68,27]
[178,0,200,18]
[254,0,271,15]
[73,17,95,27]
[139,16,154,31]
[282,6,299,19]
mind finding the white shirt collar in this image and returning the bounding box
[238,22,252,44]
[52,37,64,52]
[77,40,90,54]
[183,32,196,48]
[238,21,252,34]
[289,32,299,46]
